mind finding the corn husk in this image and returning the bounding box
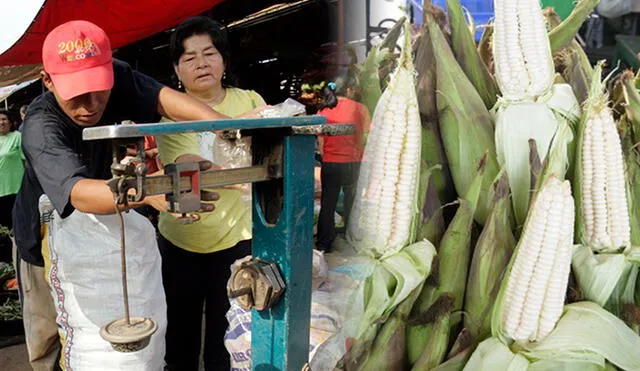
[414,23,455,205]
[416,165,447,246]
[462,337,529,371]
[379,17,407,92]
[430,346,473,371]
[427,12,499,226]
[445,0,499,110]
[407,156,486,366]
[477,22,494,76]
[464,170,515,341]
[548,0,600,53]
[495,84,580,227]
[356,285,421,371]
[545,8,594,105]
[520,302,640,370]
[358,46,388,117]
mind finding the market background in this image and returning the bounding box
[2,0,640,369]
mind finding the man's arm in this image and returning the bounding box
[69,154,216,215]
[157,87,230,121]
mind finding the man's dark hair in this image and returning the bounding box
[170,16,233,88]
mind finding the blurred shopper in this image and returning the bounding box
[0,109,24,230]
[316,77,370,252]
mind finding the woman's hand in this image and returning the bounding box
[143,193,216,222]
[143,154,220,221]
[234,105,272,119]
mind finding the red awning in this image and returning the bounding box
[0,0,223,67]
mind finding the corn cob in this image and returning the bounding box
[574,62,631,252]
[496,177,575,343]
[579,102,630,250]
[493,0,581,226]
[493,0,554,102]
[348,24,421,258]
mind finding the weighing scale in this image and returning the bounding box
[82,116,354,371]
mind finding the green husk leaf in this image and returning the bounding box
[358,46,388,116]
[379,16,406,53]
[417,165,447,245]
[379,17,407,91]
[605,263,639,319]
[464,170,515,341]
[411,313,451,370]
[495,102,559,226]
[462,337,530,371]
[409,158,486,366]
[520,302,640,370]
[571,245,627,306]
[415,24,456,204]
[445,0,499,109]
[548,0,600,53]
[430,346,473,371]
[477,22,494,75]
[528,360,608,371]
[428,13,499,225]
[547,5,594,106]
[358,284,421,371]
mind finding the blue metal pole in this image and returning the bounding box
[251,134,316,371]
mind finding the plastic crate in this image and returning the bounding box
[431,0,494,41]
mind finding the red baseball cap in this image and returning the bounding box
[42,20,114,100]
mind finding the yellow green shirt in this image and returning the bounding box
[156,88,266,253]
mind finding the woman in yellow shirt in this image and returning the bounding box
[156,17,265,371]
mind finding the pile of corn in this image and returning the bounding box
[321,0,640,370]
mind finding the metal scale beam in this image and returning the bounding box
[84,116,351,371]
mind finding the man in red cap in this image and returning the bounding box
[12,20,261,369]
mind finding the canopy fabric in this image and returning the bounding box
[0,64,42,88]
[0,0,224,67]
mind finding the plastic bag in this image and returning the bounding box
[597,0,632,18]
[260,98,307,118]
[224,252,357,369]
[44,195,166,371]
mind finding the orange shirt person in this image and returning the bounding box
[316,80,370,252]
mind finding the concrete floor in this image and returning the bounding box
[0,343,29,371]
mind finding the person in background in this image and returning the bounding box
[156,16,265,371]
[0,109,24,230]
[18,104,28,132]
[316,76,370,252]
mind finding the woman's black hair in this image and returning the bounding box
[0,109,15,132]
[169,16,235,88]
[316,83,338,111]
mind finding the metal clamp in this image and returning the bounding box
[228,259,286,311]
[164,162,202,222]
